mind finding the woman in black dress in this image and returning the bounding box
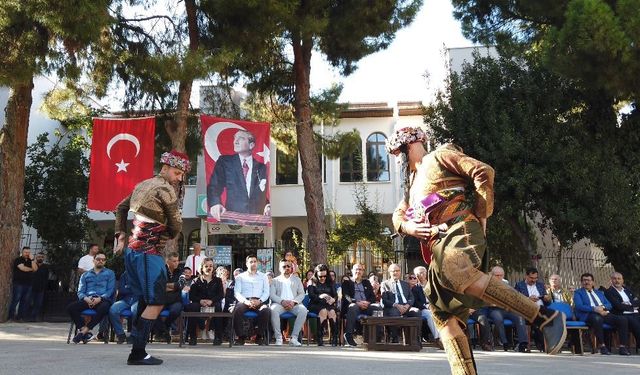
[307,264,338,346]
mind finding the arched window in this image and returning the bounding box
[340,140,362,182]
[281,227,303,253]
[366,132,389,181]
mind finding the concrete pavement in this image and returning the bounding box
[1,322,639,374]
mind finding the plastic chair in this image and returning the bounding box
[67,309,109,344]
[549,301,588,354]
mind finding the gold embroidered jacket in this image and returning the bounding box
[393,144,495,232]
[114,175,183,248]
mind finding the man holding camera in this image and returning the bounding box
[9,246,38,321]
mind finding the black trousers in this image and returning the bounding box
[345,303,381,334]
[585,312,629,346]
[233,302,271,338]
[67,299,111,331]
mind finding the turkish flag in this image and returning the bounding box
[87,117,155,211]
[201,116,271,226]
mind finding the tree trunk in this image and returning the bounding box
[0,80,34,321]
[165,0,199,253]
[506,213,536,265]
[292,33,327,266]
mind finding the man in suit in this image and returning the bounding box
[208,130,269,221]
[547,274,573,306]
[574,272,631,355]
[515,267,551,351]
[604,272,640,347]
[409,268,442,348]
[270,260,307,347]
[380,264,419,342]
[341,263,381,347]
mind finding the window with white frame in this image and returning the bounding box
[366,132,390,181]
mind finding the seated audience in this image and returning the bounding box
[67,253,115,344]
[369,275,382,304]
[154,252,185,343]
[408,270,442,349]
[381,264,419,343]
[233,255,271,345]
[574,272,631,355]
[515,267,550,351]
[184,258,224,346]
[109,270,137,344]
[488,266,530,352]
[307,264,339,346]
[341,263,381,347]
[270,260,307,346]
[546,274,573,306]
[604,272,640,348]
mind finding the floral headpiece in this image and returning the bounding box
[385,126,427,155]
[160,150,191,172]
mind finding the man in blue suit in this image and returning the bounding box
[574,272,630,355]
[515,267,551,351]
[604,272,640,348]
[208,130,269,222]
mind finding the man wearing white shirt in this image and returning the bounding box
[574,272,630,355]
[233,254,271,345]
[604,272,640,348]
[77,244,99,275]
[184,243,205,276]
[270,260,307,346]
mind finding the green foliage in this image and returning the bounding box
[425,53,640,281]
[23,131,95,288]
[0,0,113,86]
[451,0,640,98]
[327,184,393,263]
[242,84,356,157]
[201,0,422,95]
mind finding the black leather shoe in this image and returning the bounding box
[517,342,530,353]
[188,336,197,346]
[127,356,163,365]
[116,334,127,345]
[600,346,611,355]
[535,307,567,355]
[212,338,222,346]
[619,347,631,356]
[344,333,357,347]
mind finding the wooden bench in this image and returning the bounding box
[177,311,234,348]
[361,316,422,352]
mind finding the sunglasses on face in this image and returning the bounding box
[318,274,327,278]
[408,276,417,280]
[282,264,292,268]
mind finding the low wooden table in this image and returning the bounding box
[177,311,234,348]
[361,316,422,352]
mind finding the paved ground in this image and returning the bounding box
[1,322,640,375]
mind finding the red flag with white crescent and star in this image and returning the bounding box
[201,116,271,226]
[87,117,155,211]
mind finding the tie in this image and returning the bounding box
[396,281,406,304]
[588,291,600,306]
[242,160,249,179]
